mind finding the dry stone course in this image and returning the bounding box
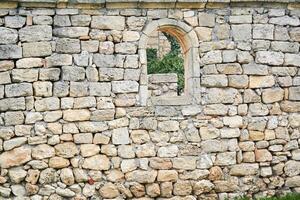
[0,1,299,199]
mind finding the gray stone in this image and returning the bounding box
[3,137,27,151]
[46,54,72,67]
[56,38,80,54]
[33,15,53,25]
[232,24,252,41]
[0,27,18,44]
[284,53,300,67]
[91,16,125,30]
[53,27,89,38]
[89,82,111,96]
[62,66,85,81]
[5,83,33,97]
[253,24,274,40]
[12,69,38,82]
[256,51,284,65]
[0,45,22,59]
[289,87,300,101]
[112,127,130,145]
[5,16,26,28]
[112,81,139,93]
[35,97,60,111]
[23,42,52,57]
[71,15,91,26]
[19,25,52,42]
[54,15,71,27]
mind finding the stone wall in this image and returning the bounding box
[148,73,178,97]
[0,1,300,199]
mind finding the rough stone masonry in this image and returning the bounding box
[0,0,300,199]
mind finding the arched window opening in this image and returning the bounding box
[138,19,200,106]
[147,30,184,97]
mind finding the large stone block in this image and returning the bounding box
[5,83,33,97]
[19,25,52,42]
[112,127,130,145]
[62,66,85,81]
[284,53,300,67]
[262,88,284,103]
[89,82,111,97]
[53,27,89,38]
[12,69,39,82]
[112,81,139,93]
[16,58,44,69]
[5,16,26,28]
[0,45,22,59]
[23,42,52,57]
[45,54,72,67]
[56,38,80,54]
[249,76,275,88]
[253,24,274,40]
[0,27,18,44]
[63,109,90,122]
[0,146,31,168]
[35,97,60,111]
[232,24,252,41]
[82,155,110,170]
[289,87,300,100]
[256,51,284,65]
[91,16,125,30]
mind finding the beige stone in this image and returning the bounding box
[0,146,31,168]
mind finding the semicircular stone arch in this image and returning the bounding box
[138,18,201,106]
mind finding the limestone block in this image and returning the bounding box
[262,88,284,103]
[3,137,27,151]
[74,133,93,144]
[62,66,85,81]
[269,16,300,26]
[5,83,33,97]
[112,127,130,145]
[0,146,31,168]
[271,41,299,53]
[249,76,275,88]
[71,15,91,27]
[70,82,89,97]
[172,157,196,170]
[56,38,80,54]
[91,16,125,30]
[125,170,157,183]
[33,81,53,97]
[201,50,222,65]
[46,54,72,67]
[215,152,236,166]
[256,51,284,65]
[204,88,241,104]
[63,109,90,122]
[99,183,119,199]
[39,68,61,81]
[35,97,60,111]
[112,81,138,93]
[289,86,300,100]
[242,63,268,75]
[33,16,53,25]
[201,75,228,87]
[229,15,252,24]
[123,31,140,42]
[23,42,52,57]
[0,61,14,72]
[198,13,215,27]
[32,144,55,160]
[19,25,52,42]
[55,142,79,158]
[290,27,300,42]
[284,53,300,67]
[157,145,178,158]
[16,58,43,69]
[0,45,22,59]
[53,81,69,97]
[217,63,242,74]
[53,27,89,38]
[4,111,24,125]
[82,155,110,170]
[0,27,18,44]
[230,163,259,176]
[81,40,99,53]
[115,42,137,54]
[53,15,71,27]
[89,82,111,96]
[232,24,252,41]
[99,67,124,81]
[5,16,26,28]
[253,24,274,40]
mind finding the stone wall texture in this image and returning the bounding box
[0,1,300,199]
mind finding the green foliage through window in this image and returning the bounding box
[147,32,184,94]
